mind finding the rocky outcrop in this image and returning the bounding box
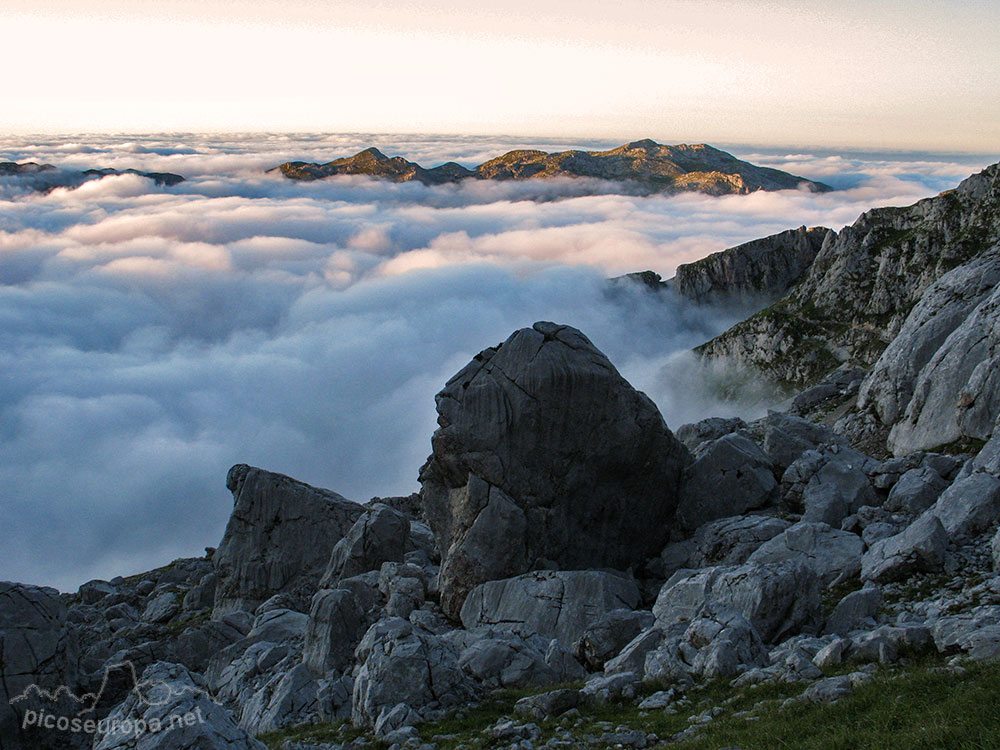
[420,322,689,618]
[672,226,830,309]
[1,583,78,750]
[212,464,363,615]
[697,163,1000,391]
[273,140,830,195]
[458,570,641,647]
[92,662,265,750]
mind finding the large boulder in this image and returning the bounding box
[419,322,689,618]
[675,433,778,531]
[1,582,78,750]
[459,570,641,648]
[924,471,1000,541]
[320,504,410,585]
[212,464,363,616]
[746,522,863,587]
[861,513,948,583]
[660,515,791,574]
[351,618,477,733]
[303,588,367,678]
[92,661,265,750]
[652,562,822,644]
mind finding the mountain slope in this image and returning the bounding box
[272,140,831,195]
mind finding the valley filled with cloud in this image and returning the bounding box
[1,133,995,589]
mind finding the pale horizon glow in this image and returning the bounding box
[2,0,998,151]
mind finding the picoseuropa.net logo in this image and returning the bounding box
[9,660,211,740]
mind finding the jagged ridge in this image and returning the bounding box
[272,140,831,196]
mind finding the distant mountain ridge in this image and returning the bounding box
[0,161,185,191]
[272,139,831,196]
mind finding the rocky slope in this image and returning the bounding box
[0,161,185,191]
[4,315,1000,750]
[696,162,1000,456]
[273,140,831,195]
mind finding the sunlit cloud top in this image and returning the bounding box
[2,0,998,150]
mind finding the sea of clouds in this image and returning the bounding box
[1,133,996,590]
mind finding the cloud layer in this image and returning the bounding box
[1,134,996,590]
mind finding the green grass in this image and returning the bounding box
[258,656,1000,749]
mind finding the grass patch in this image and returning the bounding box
[682,657,1000,750]
[257,720,371,749]
[928,437,988,456]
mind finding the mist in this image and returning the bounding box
[1,134,996,591]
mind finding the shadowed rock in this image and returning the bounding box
[419,322,689,618]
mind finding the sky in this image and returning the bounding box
[1,133,997,591]
[2,0,999,150]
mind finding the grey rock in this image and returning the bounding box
[1,582,77,750]
[992,528,1000,571]
[747,521,863,587]
[675,416,748,455]
[885,252,1000,455]
[244,608,308,645]
[459,570,640,648]
[603,626,667,675]
[824,587,883,636]
[143,591,180,624]
[78,579,117,604]
[676,433,777,531]
[698,164,1000,390]
[213,464,363,616]
[682,607,767,678]
[573,609,655,671]
[93,661,265,750]
[884,467,950,514]
[756,411,848,470]
[813,638,850,668]
[798,455,878,527]
[661,515,791,573]
[352,618,477,730]
[514,688,584,720]
[861,514,948,583]
[924,471,1000,541]
[321,504,410,585]
[303,589,367,677]
[419,322,689,618]
[801,675,853,704]
[581,671,640,704]
[673,226,828,308]
[457,633,558,689]
[652,562,822,644]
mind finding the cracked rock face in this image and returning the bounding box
[458,570,641,648]
[212,465,364,616]
[420,322,689,618]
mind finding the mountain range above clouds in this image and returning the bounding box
[273,139,832,196]
[0,161,185,191]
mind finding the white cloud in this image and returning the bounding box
[0,133,996,591]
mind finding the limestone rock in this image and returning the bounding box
[746,522,863,587]
[320,504,409,585]
[673,226,829,308]
[924,471,1000,541]
[420,322,688,618]
[213,464,363,616]
[824,587,883,636]
[303,588,367,678]
[698,163,1000,389]
[652,562,822,644]
[92,661,265,750]
[1,582,77,750]
[459,570,641,648]
[676,433,778,531]
[884,467,950,514]
[661,515,791,574]
[351,618,477,731]
[861,514,948,583]
[573,609,655,671]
